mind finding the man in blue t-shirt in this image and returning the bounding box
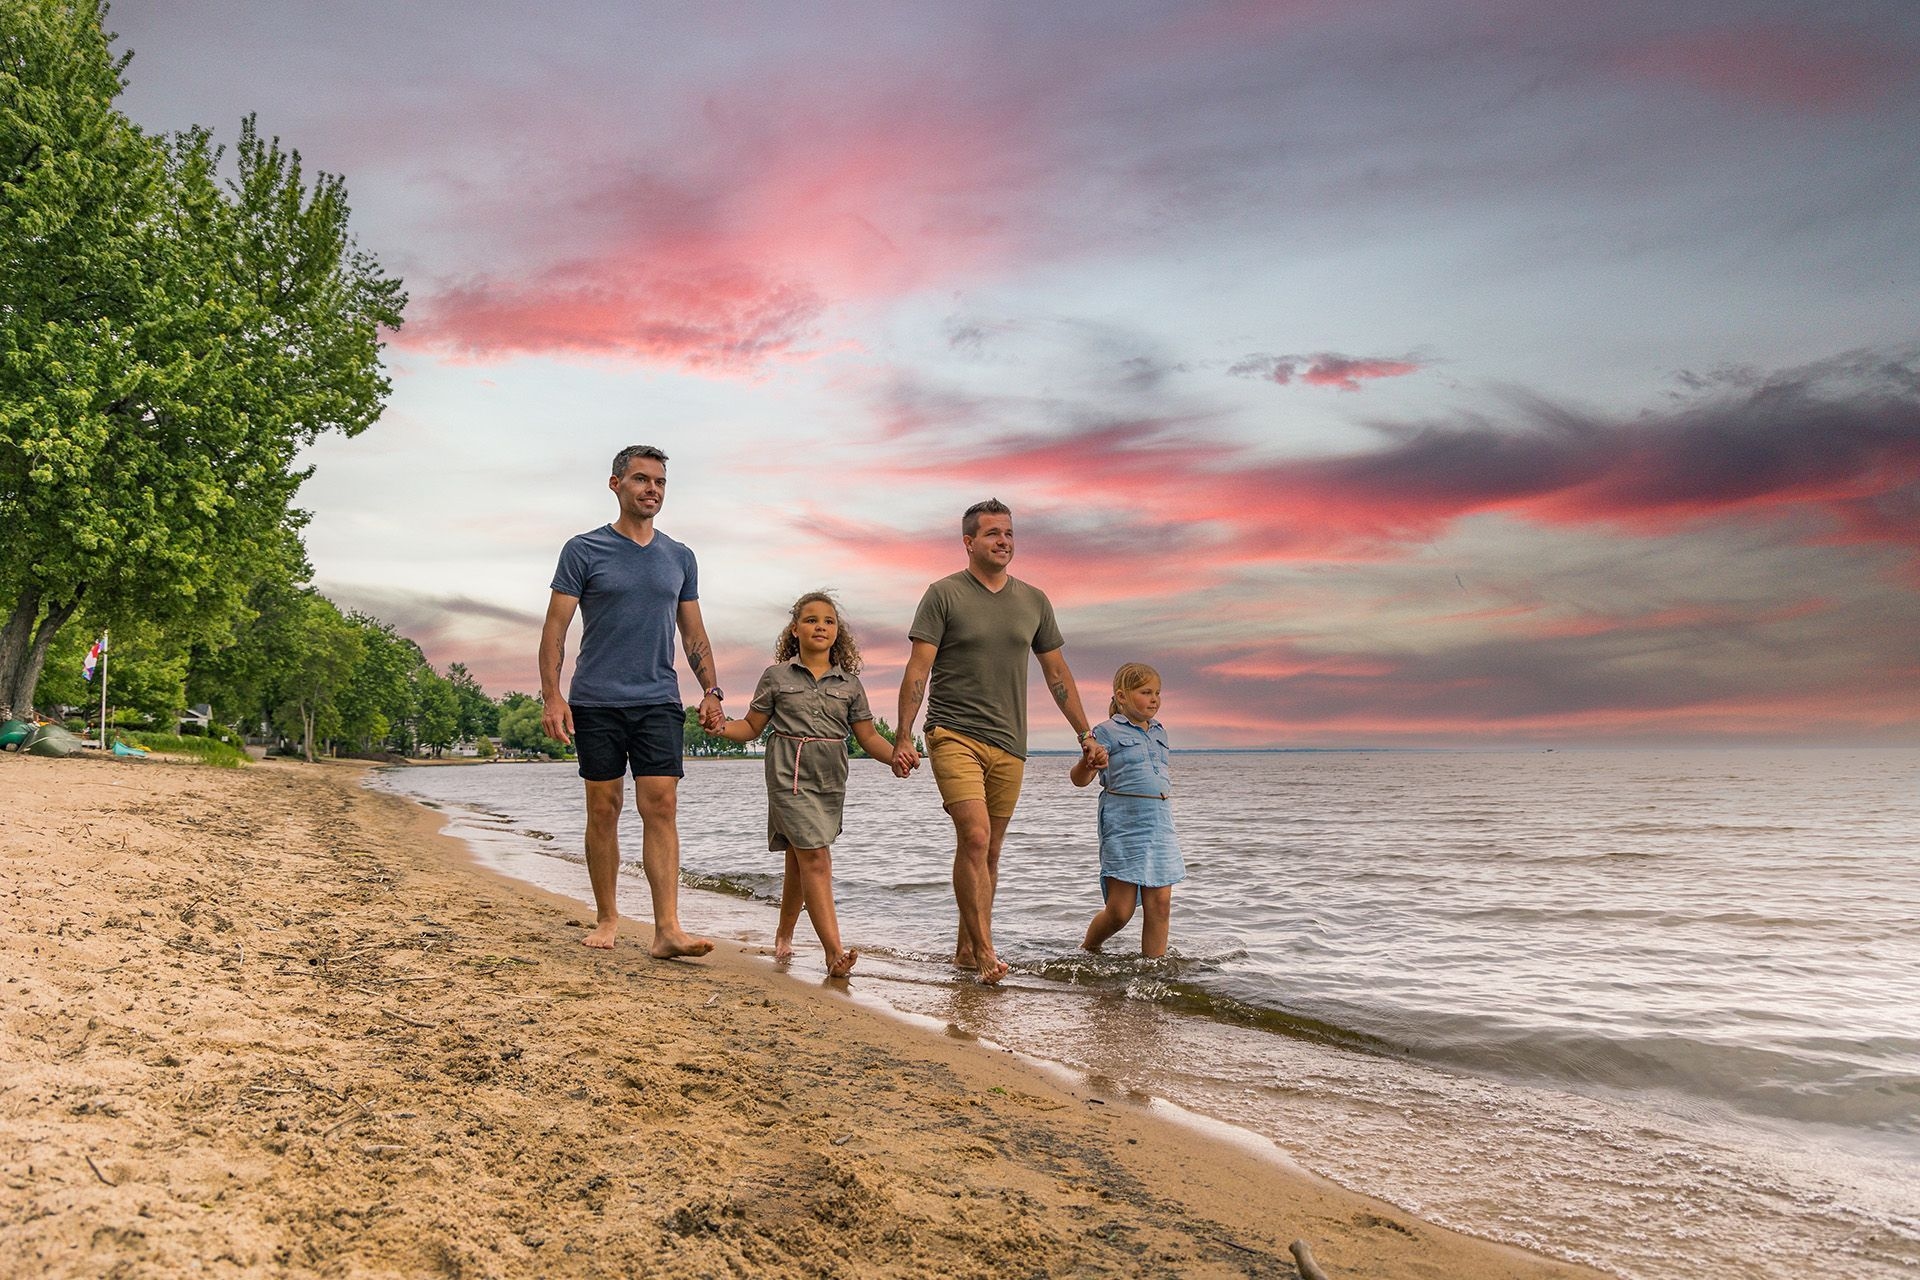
[539,444,723,957]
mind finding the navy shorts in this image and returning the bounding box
[572,704,685,782]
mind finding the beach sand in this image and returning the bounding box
[1,752,1608,1279]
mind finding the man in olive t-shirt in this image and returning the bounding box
[894,499,1108,985]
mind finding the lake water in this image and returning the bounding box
[368,748,1920,1279]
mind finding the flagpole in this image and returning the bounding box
[98,628,109,749]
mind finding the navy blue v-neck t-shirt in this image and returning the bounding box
[550,525,699,707]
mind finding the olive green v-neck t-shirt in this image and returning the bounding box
[909,571,1065,759]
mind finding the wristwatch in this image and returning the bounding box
[705,686,725,701]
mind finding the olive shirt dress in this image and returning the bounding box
[749,661,876,852]
[1088,713,1186,901]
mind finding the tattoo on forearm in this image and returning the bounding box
[1049,679,1069,707]
[685,639,711,683]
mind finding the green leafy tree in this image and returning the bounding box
[182,535,314,738]
[0,2,404,715]
[0,0,157,713]
[38,618,189,730]
[272,594,363,762]
[336,613,419,754]
[499,699,567,758]
[682,705,748,758]
[446,662,498,743]
[414,666,460,758]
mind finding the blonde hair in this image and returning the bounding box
[773,591,863,673]
[1108,662,1161,717]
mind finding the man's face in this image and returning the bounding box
[964,514,1014,571]
[610,457,666,519]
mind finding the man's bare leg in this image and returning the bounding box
[581,778,628,949]
[949,801,1009,984]
[952,812,1009,970]
[634,775,714,959]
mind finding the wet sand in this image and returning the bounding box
[0,752,1609,1278]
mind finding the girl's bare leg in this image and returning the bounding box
[793,846,857,977]
[1140,885,1172,958]
[774,848,803,959]
[1082,879,1138,953]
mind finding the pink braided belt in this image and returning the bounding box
[772,731,842,794]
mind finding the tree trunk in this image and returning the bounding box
[301,702,316,763]
[0,587,82,718]
[0,589,40,718]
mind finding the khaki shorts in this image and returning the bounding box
[927,726,1026,818]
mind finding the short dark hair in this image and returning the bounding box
[962,499,1011,539]
[611,444,668,479]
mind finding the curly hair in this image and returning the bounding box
[772,591,862,674]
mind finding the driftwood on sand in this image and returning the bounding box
[1292,1238,1333,1280]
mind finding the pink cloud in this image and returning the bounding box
[857,357,1920,574]
[387,2,1379,374]
[1298,354,1423,391]
[1519,599,1832,641]
[788,506,1227,609]
[1617,24,1919,113]
[1202,650,1396,680]
[1232,351,1423,391]
[396,78,1047,371]
[1135,628,1920,746]
[408,268,824,370]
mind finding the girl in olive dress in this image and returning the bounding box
[715,592,900,977]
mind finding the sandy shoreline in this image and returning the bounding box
[1,752,1607,1278]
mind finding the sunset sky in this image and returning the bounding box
[110,1,1920,746]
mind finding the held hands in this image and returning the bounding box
[1079,735,1109,770]
[697,693,725,733]
[890,740,920,778]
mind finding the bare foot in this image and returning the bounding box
[953,948,975,969]
[581,920,619,950]
[773,934,794,961]
[649,927,715,960]
[827,947,859,979]
[976,954,1010,985]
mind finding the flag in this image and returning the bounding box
[82,638,103,682]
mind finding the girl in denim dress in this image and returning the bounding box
[1070,662,1185,958]
[714,592,901,977]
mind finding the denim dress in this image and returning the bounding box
[1089,715,1185,900]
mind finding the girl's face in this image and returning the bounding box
[1115,680,1161,725]
[793,603,839,658]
